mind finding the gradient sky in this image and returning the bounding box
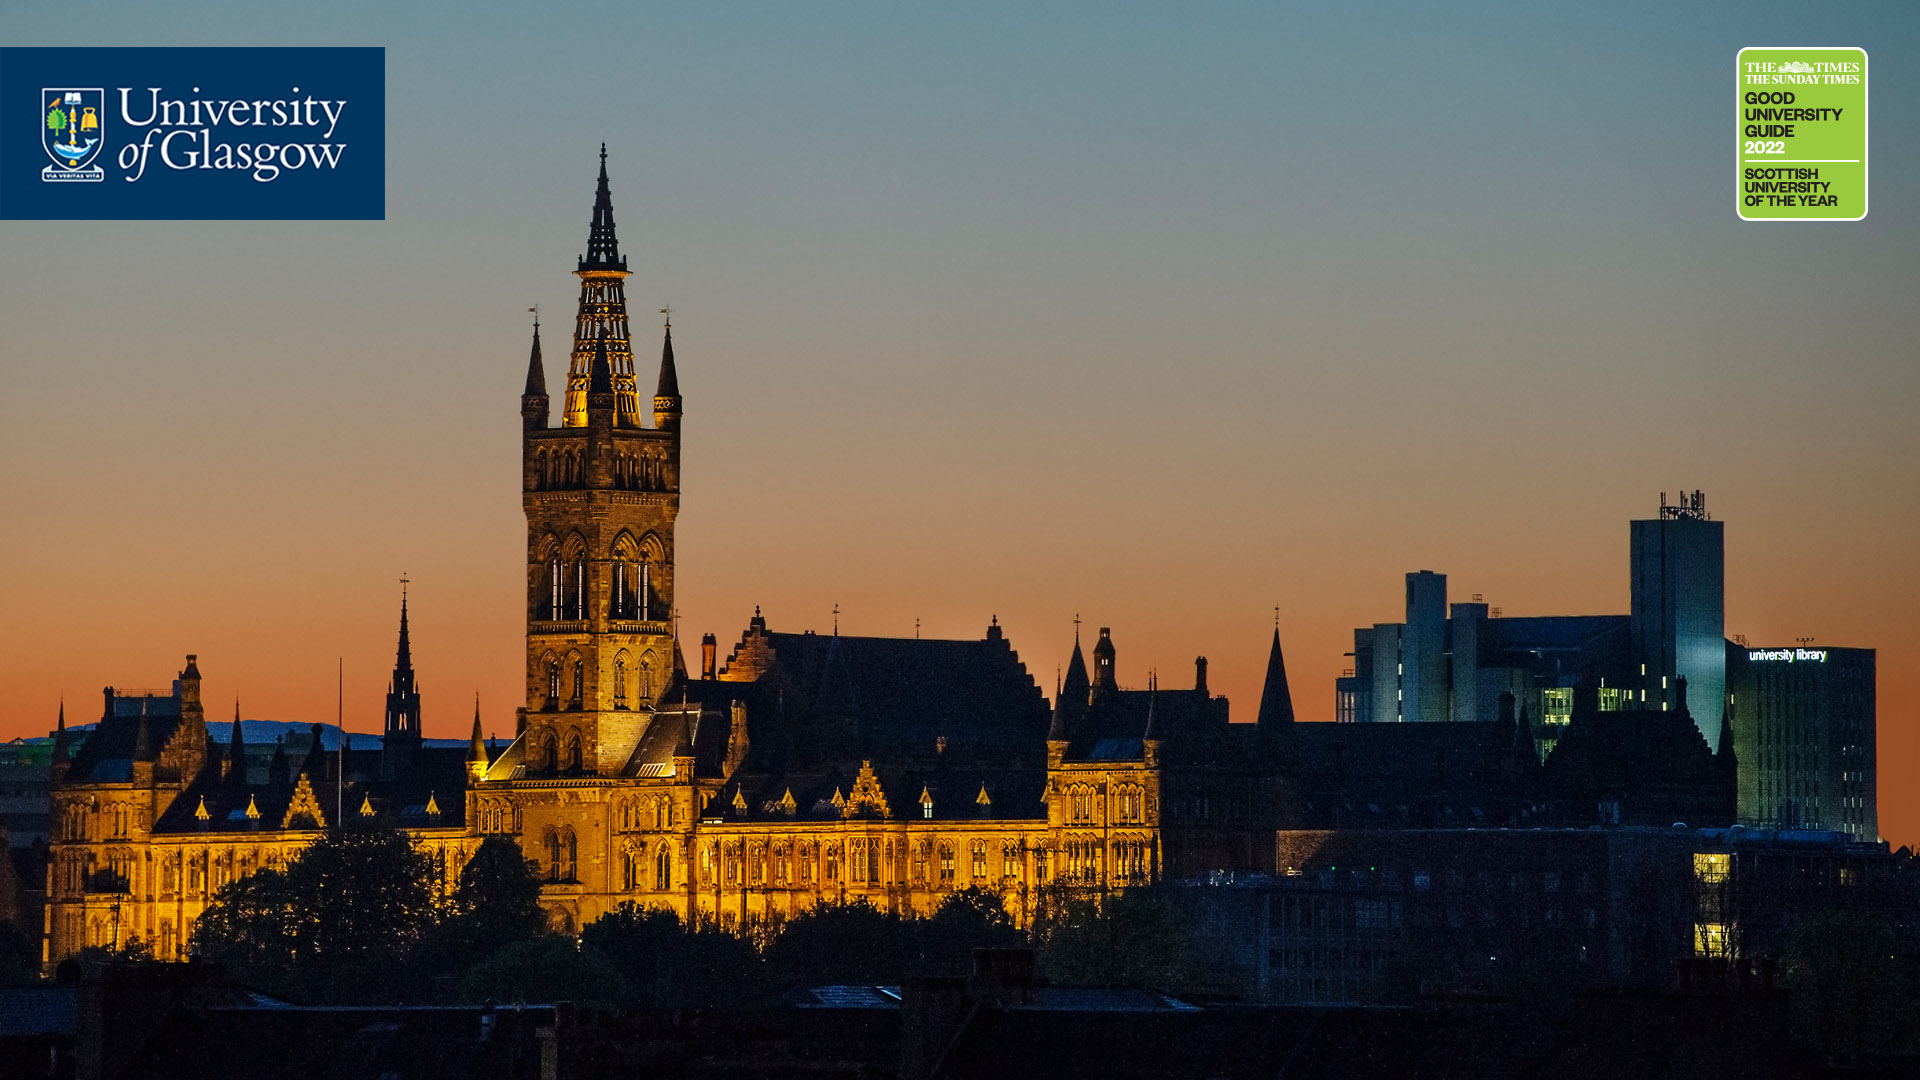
[3,3,1916,840]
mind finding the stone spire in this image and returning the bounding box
[565,147,638,427]
[1050,630,1091,743]
[467,695,489,781]
[579,143,626,272]
[522,315,548,430]
[1256,626,1296,727]
[653,314,681,429]
[227,699,247,782]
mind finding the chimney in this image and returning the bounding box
[1194,656,1208,696]
[701,633,717,680]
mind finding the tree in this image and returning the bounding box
[919,888,1023,975]
[453,836,545,926]
[579,903,762,1007]
[1032,886,1199,992]
[459,935,627,1006]
[762,900,914,990]
[191,826,439,1002]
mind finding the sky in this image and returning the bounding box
[2,3,1916,840]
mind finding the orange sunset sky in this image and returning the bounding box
[2,3,1915,844]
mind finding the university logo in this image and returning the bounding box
[42,87,105,182]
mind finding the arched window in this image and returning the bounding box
[655,846,672,890]
[545,658,560,708]
[563,828,578,881]
[548,557,562,619]
[939,842,956,884]
[638,557,652,620]
[543,827,561,882]
[563,730,582,773]
[614,655,627,706]
[570,659,584,709]
[540,730,558,774]
[570,559,586,619]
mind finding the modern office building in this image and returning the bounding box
[1630,491,1726,748]
[1729,643,1878,842]
[1334,493,1728,754]
[1334,570,1634,754]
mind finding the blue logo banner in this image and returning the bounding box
[1,47,384,220]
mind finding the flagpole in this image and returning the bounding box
[337,657,344,821]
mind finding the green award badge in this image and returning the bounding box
[1738,48,1867,221]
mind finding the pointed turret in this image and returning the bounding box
[1054,631,1091,741]
[1256,627,1296,727]
[654,317,682,430]
[226,700,247,782]
[467,695,490,781]
[522,316,549,431]
[52,701,67,760]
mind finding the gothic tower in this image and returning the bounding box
[520,147,683,776]
[383,584,422,779]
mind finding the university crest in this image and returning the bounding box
[42,87,105,182]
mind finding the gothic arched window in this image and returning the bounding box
[655,846,672,890]
[563,730,582,773]
[570,659,584,709]
[543,827,561,882]
[548,557,562,620]
[540,730,558,775]
[570,559,586,620]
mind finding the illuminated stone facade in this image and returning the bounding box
[43,154,1230,965]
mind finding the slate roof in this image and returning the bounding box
[717,624,1051,770]
[66,691,181,784]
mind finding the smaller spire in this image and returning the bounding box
[655,312,680,398]
[1256,626,1296,727]
[228,699,247,783]
[52,700,68,764]
[523,312,547,397]
[467,696,488,767]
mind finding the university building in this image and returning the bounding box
[43,152,1263,963]
[43,153,1753,966]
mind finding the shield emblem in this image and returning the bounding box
[42,88,105,175]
